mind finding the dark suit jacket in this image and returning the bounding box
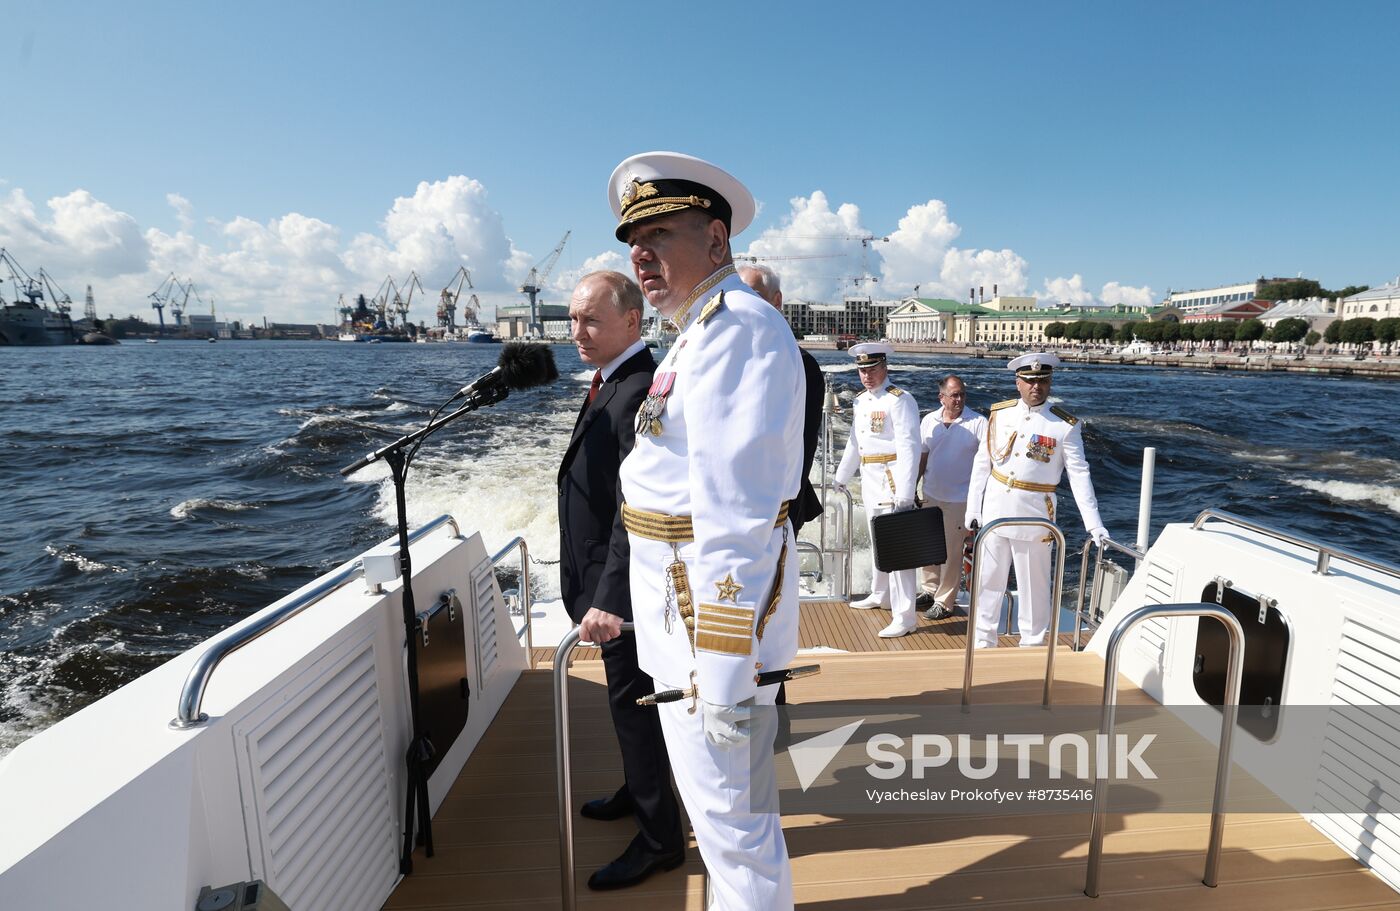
[557,346,656,624]
[793,348,825,535]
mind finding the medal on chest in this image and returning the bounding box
[636,340,684,437]
[1026,433,1056,463]
[870,411,886,434]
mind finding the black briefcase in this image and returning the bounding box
[871,506,947,572]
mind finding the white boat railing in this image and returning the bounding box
[1085,602,1245,897]
[491,536,535,668]
[1193,507,1400,580]
[961,518,1067,710]
[169,514,462,729]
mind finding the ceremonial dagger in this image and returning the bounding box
[636,664,822,707]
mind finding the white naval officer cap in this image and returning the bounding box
[849,341,894,367]
[1008,351,1060,379]
[609,151,756,242]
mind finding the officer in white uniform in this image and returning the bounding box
[833,342,921,638]
[965,353,1109,648]
[611,151,803,910]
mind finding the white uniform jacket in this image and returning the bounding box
[965,398,1104,541]
[620,268,805,707]
[833,383,921,506]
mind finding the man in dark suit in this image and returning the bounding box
[557,270,683,890]
[739,264,824,535]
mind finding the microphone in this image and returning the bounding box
[456,342,560,399]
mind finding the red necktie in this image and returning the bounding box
[587,369,602,404]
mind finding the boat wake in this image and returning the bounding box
[169,498,257,520]
[1287,477,1400,516]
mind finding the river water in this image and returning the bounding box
[2,340,1398,755]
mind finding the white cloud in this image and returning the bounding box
[1099,280,1155,307]
[1040,274,1096,307]
[551,250,630,296]
[740,191,868,301]
[0,178,1155,324]
[1,188,149,278]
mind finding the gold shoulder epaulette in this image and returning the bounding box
[886,385,904,397]
[990,398,1018,411]
[1049,404,1079,426]
[698,291,726,326]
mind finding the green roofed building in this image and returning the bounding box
[886,295,1170,347]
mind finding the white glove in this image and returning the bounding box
[832,481,849,495]
[702,699,753,750]
[894,498,914,511]
[1089,526,1109,547]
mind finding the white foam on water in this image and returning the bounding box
[369,409,578,599]
[170,498,256,519]
[43,545,127,574]
[1232,450,1294,464]
[1288,477,1400,516]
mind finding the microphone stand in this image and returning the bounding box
[340,381,508,874]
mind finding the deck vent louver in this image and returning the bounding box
[237,638,398,911]
[1312,618,1400,891]
[1134,558,1178,663]
[472,556,499,690]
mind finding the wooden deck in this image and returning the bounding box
[530,598,1074,666]
[384,641,1400,909]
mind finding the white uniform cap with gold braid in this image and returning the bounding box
[609,151,756,242]
[1008,351,1060,379]
[849,341,894,367]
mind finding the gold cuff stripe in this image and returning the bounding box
[622,501,792,543]
[990,468,1057,493]
[861,453,897,464]
[701,604,755,621]
[698,618,753,635]
[695,631,753,656]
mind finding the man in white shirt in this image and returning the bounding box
[916,374,986,621]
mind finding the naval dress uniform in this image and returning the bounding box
[619,267,803,910]
[965,355,1106,647]
[833,356,921,634]
[611,149,803,911]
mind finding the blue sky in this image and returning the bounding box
[3,0,1398,322]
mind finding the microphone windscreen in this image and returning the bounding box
[497,342,559,390]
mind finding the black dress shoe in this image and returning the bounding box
[587,836,685,890]
[580,789,634,821]
[915,592,936,609]
[921,603,954,621]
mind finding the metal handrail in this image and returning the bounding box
[817,481,855,599]
[1192,507,1400,580]
[796,540,826,588]
[1073,536,1148,651]
[961,518,1067,710]
[1085,603,1244,897]
[490,536,533,668]
[170,514,462,729]
[555,623,632,911]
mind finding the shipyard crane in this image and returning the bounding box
[147,272,183,334]
[171,278,207,328]
[37,269,74,315]
[84,285,97,323]
[397,272,425,329]
[0,248,46,308]
[734,252,847,263]
[436,267,473,329]
[371,275,397,329]
[519,230,570,338]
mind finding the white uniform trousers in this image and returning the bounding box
[972,532,1054,647]
[865,502,917,629]
[656,682,792,911]
[917,498,968,612]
